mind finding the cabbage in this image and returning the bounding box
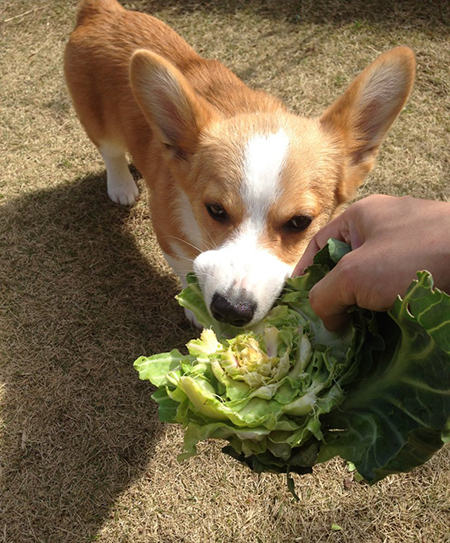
[134,240,450,495]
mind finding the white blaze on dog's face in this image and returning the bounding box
[184,114,342,327]
[194,127,290,326]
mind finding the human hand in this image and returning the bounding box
[293,194,450,330]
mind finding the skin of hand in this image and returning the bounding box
[293,194,450,331]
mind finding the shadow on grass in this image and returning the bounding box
[0,174,194,542]
[140,0,450,28]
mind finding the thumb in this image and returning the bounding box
[308,263,357,331]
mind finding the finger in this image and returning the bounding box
[292,236,321,275]
[292,215,349,276]
[320,310,351,332]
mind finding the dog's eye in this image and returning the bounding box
[206,203,228,223]
[284,215,312,232]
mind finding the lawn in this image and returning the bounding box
[1,1,450,541]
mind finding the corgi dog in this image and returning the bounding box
[64,0,415,327]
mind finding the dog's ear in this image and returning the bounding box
[320,47,416,202]
[130,50,218,162]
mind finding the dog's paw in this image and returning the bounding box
[184,307,203,329]
[107,175,139,206]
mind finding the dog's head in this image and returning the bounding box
[130,47,415,326]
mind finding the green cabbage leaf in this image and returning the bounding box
[134,240,450,493]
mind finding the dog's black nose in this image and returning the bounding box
[210,293,256,327]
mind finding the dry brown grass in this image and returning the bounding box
[1,1,450,542]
